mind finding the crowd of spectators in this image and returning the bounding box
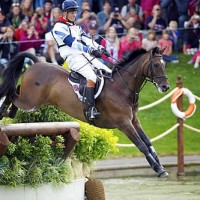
[0,0,200,68]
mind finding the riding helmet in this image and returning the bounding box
[62,0,79,12]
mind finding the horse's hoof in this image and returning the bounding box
[158,170,169,178]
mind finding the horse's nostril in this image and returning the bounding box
[162,85,170,92]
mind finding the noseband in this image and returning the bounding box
[146,52,168,84]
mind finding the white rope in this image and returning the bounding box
[194,94,200,101]
[138,88,178,111]
[183,124,200,133]
[116,123,179,147]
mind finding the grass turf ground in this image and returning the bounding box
[111,53,200,157]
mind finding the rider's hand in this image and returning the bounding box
[98,46,111,57]
[102,48,110,57]
[88,47,102,58]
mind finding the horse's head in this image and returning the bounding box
[144,46,170,93]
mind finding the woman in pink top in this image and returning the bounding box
[31,7,48,38]
[158,29,179,63]
[119,27,142,58]
[19,24,42,53]
[101,27,120,65]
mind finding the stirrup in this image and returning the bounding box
[86,107,100,121]
[90,107,100,119]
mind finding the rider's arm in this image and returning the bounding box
[80,27,100,49]
[52,24,90,53]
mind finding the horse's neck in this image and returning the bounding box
[117,57,146,93]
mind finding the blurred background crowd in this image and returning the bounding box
[0,0,200,68]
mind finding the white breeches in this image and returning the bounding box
[66,53,112,83]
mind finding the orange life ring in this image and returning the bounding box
[171,88,196,119]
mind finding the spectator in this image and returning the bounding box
[0,25,18,64]
[141,0,159,22]
[160,0,179,24]
[119,27,142,58]
[31,7,48,38]
[43,0,53,20]
[43,31,63,65]
[146,5,167,36]
[0,10,11,34]
[194,54,200,68]
[14,19,28,40]
[7,2,24,29]
[188,47,200,68]
[52,0,63,8]
[160,0,189,53]
[183,14,200,52]
[87,23,101,43]
[76,0,91,20]
[168,20,180,52]
[46,7,62,32]
[100,27,120,65]
[158,29,179,63]
[0,0,12,14]
[20,0,34,22]
[142,29,157,50]
[121,0,144,29]
[43,7,63,65]
[77,8,98,34]
[103,9,126,38]
[34,0,45,9]
[97,0,111,32]
[19,23,41,54]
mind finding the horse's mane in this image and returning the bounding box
[117,48,147,68]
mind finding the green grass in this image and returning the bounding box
[111,54,200,157]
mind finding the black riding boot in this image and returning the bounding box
[84,87,100,121]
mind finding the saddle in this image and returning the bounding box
[68,69,110,102]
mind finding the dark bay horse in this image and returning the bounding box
[0,47,170,177]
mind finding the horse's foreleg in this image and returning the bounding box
[132,116,161,165]
[119,121,168,177]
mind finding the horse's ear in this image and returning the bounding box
[152,46,160,55]
[159,46,167,54]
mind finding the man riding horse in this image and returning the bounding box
[52,0,111,121]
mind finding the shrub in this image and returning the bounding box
[0,105,118,187]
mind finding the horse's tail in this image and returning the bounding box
[0,52,40,99]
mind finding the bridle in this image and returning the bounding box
[109,49,168,107]
[145,50,168,85]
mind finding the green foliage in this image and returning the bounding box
[0,135,71,187]
[74,121,118,164]
[13,105,74,123]
[0,105,118,187]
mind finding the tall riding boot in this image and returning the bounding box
[84,87,100,121]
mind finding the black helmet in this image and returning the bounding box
[62,0,79,12]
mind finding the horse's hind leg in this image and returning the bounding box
[0,96,12,119]
[119,121,168,177]
[8,104,18,118]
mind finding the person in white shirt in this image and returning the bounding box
[52,0,111,121]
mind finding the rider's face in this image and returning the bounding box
[66,11,77,22]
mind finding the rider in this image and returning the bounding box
[52,0,112,121]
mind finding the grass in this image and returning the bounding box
[110,53,200,158]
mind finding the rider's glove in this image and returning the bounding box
[101,48,110,57]
[98,46,110,57]
[88,47,102,58]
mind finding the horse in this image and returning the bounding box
[0,46,170,177]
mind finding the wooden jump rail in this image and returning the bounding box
[0,122,80,159]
